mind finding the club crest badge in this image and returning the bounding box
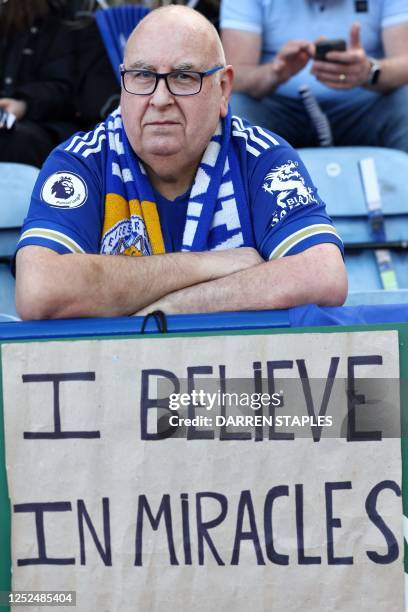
[41,172,88,209]
[101,216,152,256]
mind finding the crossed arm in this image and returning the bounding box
[15,243,347,320]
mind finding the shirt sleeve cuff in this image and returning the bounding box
[16,227,87,255]
[382,12,408,28]
[266,223,344,260]
[220,19,262,34]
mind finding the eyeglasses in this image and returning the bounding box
[120,64,224,96]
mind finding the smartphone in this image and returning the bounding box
[0,109,16,130]
[315,39,346,61]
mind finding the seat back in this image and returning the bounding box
[345,289,408,306]
[0,163,39,321]
[298,147,408,293]
[95,4,150,83]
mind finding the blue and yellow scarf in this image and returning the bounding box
[100,108,255,256]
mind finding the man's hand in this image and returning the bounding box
[0,98,27,126]
[135,244,347,316]
[135,293,180,316]
[310,23,371,89]
[217,246,264,273]
[272,40,314,86]
[221,29,313,98]
[135,247,263,314]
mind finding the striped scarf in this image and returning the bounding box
[100,107,255,256]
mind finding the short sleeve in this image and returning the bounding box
[250,146,344,260]
[381,0,408,28]
[16,147,103,255]
[220,0,263,34]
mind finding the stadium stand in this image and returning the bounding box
[0,0,79,167]
[0,163,39,321]
[298,146,408,305]
[95,4,150,78]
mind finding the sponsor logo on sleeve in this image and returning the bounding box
[262,161,318,226]
[40,171,88,209]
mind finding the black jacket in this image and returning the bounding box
[73,18,120,129]
[0,14,77,136]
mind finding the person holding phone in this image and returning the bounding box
[220,0,408,152]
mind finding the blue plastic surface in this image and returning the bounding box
[298,146,408,292]
[1,305,408,342]
[0,163,39,320]
[0,310,291,340]
[0,163,38,228]
[95,5,150,81]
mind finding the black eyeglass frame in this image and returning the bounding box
[119,64,224,96]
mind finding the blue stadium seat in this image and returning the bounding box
[95,4,150,82]
[345,289,408,306]
[0,163,39,321]
[298,147,408,300]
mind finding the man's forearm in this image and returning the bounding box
[137,245,348,315]
[16,246,262,319]
[371,23,408,92]
[232,63,279,98]
[367,56,408,92]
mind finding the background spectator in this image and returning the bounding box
[0,0,78,167]
[220,0,408,151]
[66,1,121,128]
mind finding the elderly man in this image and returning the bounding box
[15,6,346,320]
[220,0,408,150]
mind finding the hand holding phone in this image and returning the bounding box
[315,39,346,61]
[311,25,370,89]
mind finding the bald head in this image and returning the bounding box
[124,5,225,67]
[120,4,234,189]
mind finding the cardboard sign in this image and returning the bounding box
[1,331,403,611]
